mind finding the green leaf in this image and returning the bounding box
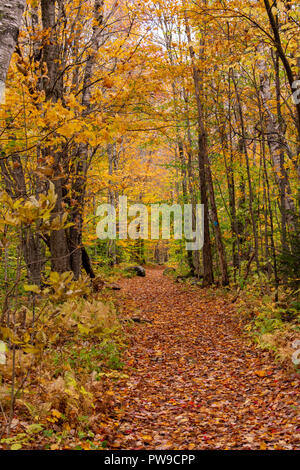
[26,424,43,434]
[11,443,22,450]
[24,284,40,294]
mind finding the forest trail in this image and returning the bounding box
[112,268,299,450]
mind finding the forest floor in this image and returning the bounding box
[109,267,299,450]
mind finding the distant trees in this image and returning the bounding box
[0,0,299,290]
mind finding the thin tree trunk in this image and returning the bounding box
[232,74,260,272]
[183,87,201,277]
[107,141,118,265]
[258,47,297,230]
[263,0,300,143]
[184,12,229,285]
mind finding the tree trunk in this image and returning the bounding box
[263,0,300,144]
[184,12,229,285]
[258,47,297,229]
[107,141,119,266]
[40,0,71,273]
[0,0,26,102]
[0,155,44,285]
[183,87,201,277]
[233,74,260,272]
[68,0,104,278]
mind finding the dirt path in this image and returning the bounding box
[112,268,299,450]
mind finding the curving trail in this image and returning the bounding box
[112,268,299,450]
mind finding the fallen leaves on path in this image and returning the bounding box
[110,268,299,450]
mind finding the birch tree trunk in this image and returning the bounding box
[0,0,26,102]
[0,0,46,285]
[258,49,297,229]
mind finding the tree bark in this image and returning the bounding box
[0,0,26,102]
[68,0,104,278]
[258,47,297,229]
[107,141,119,266]
[184,12,229,285]
[40,0,71,273]
[263,0,300,143]
[232,74,261,272]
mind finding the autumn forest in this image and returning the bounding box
[0,0,299,452]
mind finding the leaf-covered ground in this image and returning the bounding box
[110,267,299,450]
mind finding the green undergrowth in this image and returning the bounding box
[233,274,300,372]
